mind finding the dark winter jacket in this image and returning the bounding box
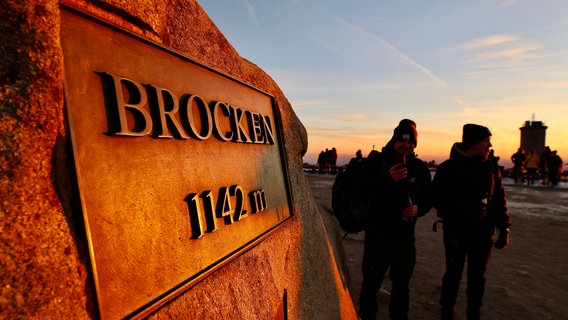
[362,145,432,239]
[432,143,510,239]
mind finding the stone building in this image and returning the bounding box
[519,118,547,156]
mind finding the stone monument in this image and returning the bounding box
[0,0,357,319]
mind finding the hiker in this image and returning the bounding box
[548,150,563,186]
[432,124,511,320]
[358,119,432,320]
[510,148,525,183]
[524,150,540,185]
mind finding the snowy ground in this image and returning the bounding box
[503,178,568,223]
[306,173,568,320]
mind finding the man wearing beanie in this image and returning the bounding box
[358,119,432,320]
[432,124,511,320]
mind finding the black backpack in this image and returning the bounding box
[331,158,372,234]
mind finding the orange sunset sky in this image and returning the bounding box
[200,1,568,169]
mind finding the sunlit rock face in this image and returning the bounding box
[0,0,356,319]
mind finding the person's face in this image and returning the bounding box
[394,139,416,157]
[469,136,492,159]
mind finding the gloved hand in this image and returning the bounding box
[494,227,510,249]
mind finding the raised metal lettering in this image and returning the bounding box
[230,185,247,221]
[184,193,204,239]
[147,84,189,139]
[180,94,213,140]
[211,101,233,141]
[249,111,264,144]
[249,189,267,213]
[230,106,252,143]
[262,115,275,145]
[201,190,219,233]
[102,73,152,136]
[216,187,234,225]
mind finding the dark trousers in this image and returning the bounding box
[358,235,416,320]
[512,165,523,182]
[440,234,492,319]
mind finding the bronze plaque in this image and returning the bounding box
[60,6,293,320]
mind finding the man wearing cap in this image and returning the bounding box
[358,119,432,320]
[432,124,511,320]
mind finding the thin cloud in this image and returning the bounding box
[382,38,447,87]
[471,45,541,62]
[457,34,520,50]
[241,0,258,26]
[305,2,447,87]
[454,34,543,71]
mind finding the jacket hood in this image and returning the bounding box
[450,142,485,165]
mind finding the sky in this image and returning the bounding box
[198,0,568,168]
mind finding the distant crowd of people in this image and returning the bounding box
[511,146,564,186]
[317,147,338,174]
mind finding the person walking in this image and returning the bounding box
[432,124,511,320]
[358,119,432,320]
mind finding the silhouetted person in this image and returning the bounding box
[511,148,526,183]
[432,124,510,320]
[548,151,563,186]
[540,146,551,185]
[349,149,364,167]
[317,150,325,174]
[524,150,539,185]
[358,119,432,320]
[330,147,338,174]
